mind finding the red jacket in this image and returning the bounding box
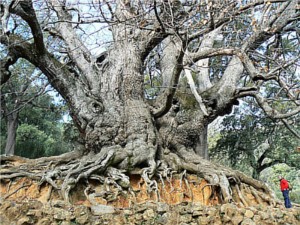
[280,179,289,191]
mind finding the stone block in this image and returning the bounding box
[91,204,115,215]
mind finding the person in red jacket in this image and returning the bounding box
[279,176,292,208]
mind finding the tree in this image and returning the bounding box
[0,58,73,157]
[210,99,300,179]
[0,0,299,205]
[0,59,49,155]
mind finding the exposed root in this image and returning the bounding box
[6,180,12,193]
[179,170,186,188]
[179,170,192,199]
[218,173,233,203]
[39,170,61,190]
[141,167,160,201]
[184,175,193,200]
[3,182,31,200]
[249,186,263,205]
[234,184,249,207]
[60,149,115,202]
[0,144,276,207]
[106,167,130,189]
[158,173,165,189]
[162,147,275,206]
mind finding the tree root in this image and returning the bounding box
[0,145,276,206]
[2,182,31,200]
[141,167,160,201]
[161,146,275,206]
[234,184,249,207]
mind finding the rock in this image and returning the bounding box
[135,212,143,221]
[157,202,169,213]
[231,215,243,225]
[179,214,192,223]
[191,203,204,211]
[61,222,72,225]
[0,201,12,211]
[179,205,192,215]
[192,210,203,216]
[252,215,261,223]
[51,200,67,208]
[36,218,52,225]
[222,215,232,223]
[76,215,90,225]
[155,215,168,224]
[244,209,254,218]
[143,208,155,220]
[220,203,237,218]
[258,211,269,220]
[0,214,11,225]
[197,216,211,225]
[123,209,133,215]
[17,216,31,225]
[74,205,89,216]
[241,218,256,225]
[272,208,283,218]
[206,207,217,217]
[134,205,147,213]
[53,209,67,221]
[27,209,42,217]
[1,196,300,225]
[91,204,115,215]
[211,219,223,225]
[192,203,204,216]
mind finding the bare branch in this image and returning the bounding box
[153,40,185,118]
[253,93,300,119]
[9,0,46,54]
[184,68,208,116]
[281,119,300,139]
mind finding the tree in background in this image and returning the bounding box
[1,59,74,158]
[0,0,299,205]
[0,59,49,155]
[210,99,300,180]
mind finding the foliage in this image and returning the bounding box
[14,120,74,158]
[0,59,76,158]
[144,74,162,99]
[260,164,300,204]
[210,99,300,179]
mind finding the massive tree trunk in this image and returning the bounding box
[0,0,299,207]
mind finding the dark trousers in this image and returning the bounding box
[282,190,292,208]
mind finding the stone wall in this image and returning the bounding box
[1,174,299,224]
[0,199,299,225]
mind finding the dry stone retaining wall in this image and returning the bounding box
[0,199,299,225]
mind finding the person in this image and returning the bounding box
[279,176,292,208]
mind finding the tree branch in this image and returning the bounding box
[153,41,185,118]
[281,119,300,139]
[0,32,79,108]
[184,68,208,116]
[48,0,98,90]
[253,93,300,119]
[9,0,46,54]
[0,53,19,85]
